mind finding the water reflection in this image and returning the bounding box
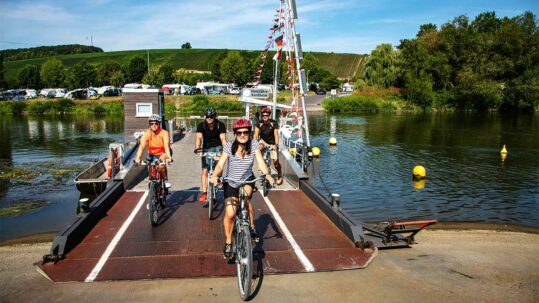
[0,114,123,241]
[309,112,539,227]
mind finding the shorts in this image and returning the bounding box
[224,175,256,199]
[201,146,221,169]
[260,140,278,160]
[147,154,161,163]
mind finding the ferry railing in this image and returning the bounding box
[278,117,309,171]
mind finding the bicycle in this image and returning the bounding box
[195,147,221,220]
[222,175,269,300]
[137,158,170,226]
[260,146,274,197]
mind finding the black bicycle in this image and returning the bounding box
[138,158,169,226]
[195,148,221,220]
[260,147,273,197]
[222,175,269,301]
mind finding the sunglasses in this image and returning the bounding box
[235,130,250,136]
[206,115,215,119]
[262,114,270,117]
[149,122,159,125]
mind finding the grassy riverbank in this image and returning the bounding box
[0,94,293,116]
[323,87,430,112]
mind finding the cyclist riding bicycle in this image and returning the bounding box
[134,114,172,189]
[195,107,227,203]
[210,118,275,259]
[252,106,283,185]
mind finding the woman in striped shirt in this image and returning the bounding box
[210,118,275,259]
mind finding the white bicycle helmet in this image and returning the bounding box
[148,114,162,123]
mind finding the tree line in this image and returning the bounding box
[356,11,539,111]
[2,49,339,91]
[0,44,103,62]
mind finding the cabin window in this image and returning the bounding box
[136,103,152,117]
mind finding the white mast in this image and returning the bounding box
[285,0,311,146]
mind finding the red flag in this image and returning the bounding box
[275,35,283,49]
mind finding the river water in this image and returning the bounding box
[0,112,537,241]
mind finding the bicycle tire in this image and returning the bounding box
[160,180,167,209]
[148,182,159,226]
[207,183,214,220]
[236,224,253,300]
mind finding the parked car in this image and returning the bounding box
[207,89,225,95]
[39,89,54,98]
[228,87,241,95]
[65,88,99,100]
[185,87,202,95]
[316,88,327,95]
[103,87,121,97]
[24,89,37,99]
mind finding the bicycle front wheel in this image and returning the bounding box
[236,224,253,300]
[148,182,159,226]
[207,183,215,220]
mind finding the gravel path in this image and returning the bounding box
[1,229,537,303]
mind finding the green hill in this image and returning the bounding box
[3,48,364,84]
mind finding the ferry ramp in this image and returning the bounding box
[38,132,376,282]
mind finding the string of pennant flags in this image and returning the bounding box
[252,4,285,85]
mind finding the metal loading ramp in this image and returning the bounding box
[37,188,376,282]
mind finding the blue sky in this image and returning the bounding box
[0,0,537,54]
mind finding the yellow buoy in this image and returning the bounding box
[413,165,426,180]
[289,147,297,157]
[312,147,320,157]
[500,144,508,155]
[329,137,337,145]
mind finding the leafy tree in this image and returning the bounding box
[70,61,97,88]
[220,51,249,86]
[181,42,192,49]
[211,50,229,82]
[142,69,165,87]
[96,61,122,86]
[17,64,41,88]
[40,58,65,88]
[125,56,147,83]
[158,65,176,84]
[417,23,437,37]
[319,74,340,90]
[363,43,398,87]
[109,70,125,88]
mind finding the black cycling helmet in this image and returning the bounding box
[204,107,217,117]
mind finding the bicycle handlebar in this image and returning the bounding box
[194,147,221,159]
[221,175,272,187]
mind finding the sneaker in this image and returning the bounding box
[165,181,171,189]
[250,226,259,241]
[276,176,283,185]
[198,192,207,203]
[223,243,233,259]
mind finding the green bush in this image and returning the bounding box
[0,101,27,114]
[323,95,380,112]
[26,101,49,114]
[50,98,75,113]
[90,103,106,114]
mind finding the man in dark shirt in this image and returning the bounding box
[253,106,283,185]
[195,107,227,202]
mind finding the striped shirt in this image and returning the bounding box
[224,140,260,188]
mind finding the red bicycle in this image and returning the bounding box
[139,158,169,226]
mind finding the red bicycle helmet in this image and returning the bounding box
[260,106,271,114]
[232,118,252,132]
